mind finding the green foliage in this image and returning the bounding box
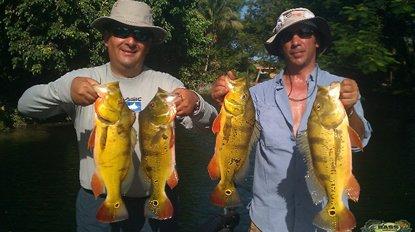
[1,0,414,123]
[319,4,397,75]
[3,0,110,80]
[0,103,27,131]
[178,8,213,89]
[242,0,293,60]
[242,0,413,90]
[197,0,246,74]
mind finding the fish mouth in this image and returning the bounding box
[93,85,109,98]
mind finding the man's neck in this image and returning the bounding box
[284,63,317,80]
[110,63,143,78]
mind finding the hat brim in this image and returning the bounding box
[264,17,332,56]
[92,17,167,44]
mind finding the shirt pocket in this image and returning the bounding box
[256,104,291,149]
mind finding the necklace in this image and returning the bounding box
[286,68,318,102]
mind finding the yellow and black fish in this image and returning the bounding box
[208,74,256,208]
[88,82,136,223]
[298,82,363,231]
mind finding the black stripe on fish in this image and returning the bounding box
[308,136,326,145]
[318,173,331,181]
[313,155,327,163]
[100,127,108,150]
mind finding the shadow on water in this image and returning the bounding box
[0,124,79,231]
[0,90,414,231]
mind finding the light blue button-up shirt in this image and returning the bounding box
[248,66,372,232]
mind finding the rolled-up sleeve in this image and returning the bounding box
[353,98,372,149]
[179,91,218,133]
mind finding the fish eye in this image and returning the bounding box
[150,102,156,108]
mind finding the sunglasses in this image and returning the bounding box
[110,25,152,42]
[279,25,315,43]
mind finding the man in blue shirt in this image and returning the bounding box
[211,7,372,232]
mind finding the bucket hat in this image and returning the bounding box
[264,8,332,56]
[92,0,167,44]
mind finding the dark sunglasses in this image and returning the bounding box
[279,25,315,43]
[110,25,152,42]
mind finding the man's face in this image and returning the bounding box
[105,24,152,75]
[280,24,319,68]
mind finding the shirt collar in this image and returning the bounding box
[274,64,320,90]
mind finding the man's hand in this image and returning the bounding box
[172,88,199,117]
[70,77,99,106]
[210,71,237,104]
[340,78,360,113]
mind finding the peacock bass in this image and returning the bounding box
[208,74,256,208]
[139,88,178,220]
[88,82,136,223]
[298,82,363,232]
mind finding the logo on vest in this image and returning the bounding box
[125,97,142,112]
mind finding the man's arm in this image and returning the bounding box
[173,88,218,133]
[340,78,372,148]
[18,72,98,119]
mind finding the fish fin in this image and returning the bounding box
[87,127,96,151]
[305,173,326,205]
[297,132,326,204]
[212,112,222,134]
[210,181,241,208]
[314,205,356,232]
[91,172,105,198]
[169,125,175,149]
[348,125,363,150]
[167,130,178,189]
[152,127,167,144]
[167,169,179,189]
[152,131,161,144]
[145,193,174,220]
[207,152,220,180]
[96,199,129,223]
[345,174,360,202]
[297,131,312,170]
[234,121,260,184]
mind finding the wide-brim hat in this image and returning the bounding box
[91,0,167,44]
[265,8,332,56]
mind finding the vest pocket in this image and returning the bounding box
[257,104,291,149]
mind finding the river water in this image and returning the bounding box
[0,91,414,231]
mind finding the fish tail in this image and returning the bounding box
[314,205,356,232]
[96,199,128,223]
[210,182,241,208]
[145,193,174,220]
